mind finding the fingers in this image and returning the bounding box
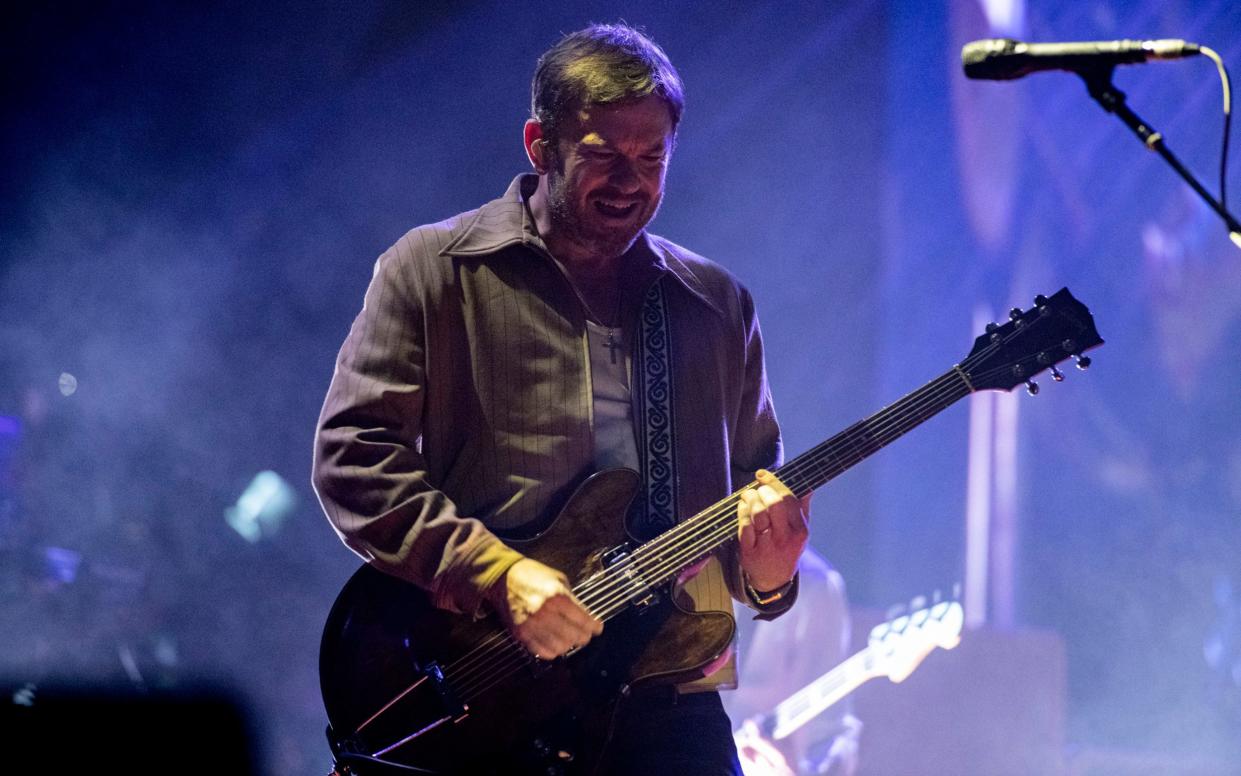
[498,559,602,660]
[756,468,794,498]
[738,470,806,543]
[545,589,604,638]
[736,470,811,593]
[737,487,757,548]
[758,469,809,535]
[522,590,602,658]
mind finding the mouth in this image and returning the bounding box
[592,198,641,220]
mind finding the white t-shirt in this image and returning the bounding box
[586,320,639,471]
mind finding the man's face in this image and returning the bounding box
[543,94,675,261]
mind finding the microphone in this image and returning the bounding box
[962,38,1200,80]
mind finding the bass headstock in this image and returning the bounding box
[869,599,964,683]
[959,288,1104,395]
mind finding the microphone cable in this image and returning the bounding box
[1197,45,1233,238]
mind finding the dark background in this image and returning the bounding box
[3,1,1240,772]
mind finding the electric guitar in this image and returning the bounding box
[319,288,1102,775]
[740,599,964,745]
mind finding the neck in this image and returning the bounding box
[528,173,623,276]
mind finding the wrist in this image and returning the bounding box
[480,556,525,613]
[744,570,796,606]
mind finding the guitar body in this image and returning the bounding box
[319,469,736,775]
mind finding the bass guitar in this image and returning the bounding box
[739,598,964,744]
[319,288,1102,775]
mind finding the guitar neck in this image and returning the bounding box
[768,647,878,740]
[776,366,973,498]
[577,366,972,620]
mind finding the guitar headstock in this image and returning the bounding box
[960,288,1103,395]
[868,600,964,683]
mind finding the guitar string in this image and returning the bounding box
[452,364,988,701]
[774,648,871,735]
[361,322,1069,734]
[446,352,1015,699]
[447,358,1014,703]
[569,317,1054,616]
[451,362,999,699]
[442,354,934,697]
[571,369,969,613]
[369,319,1074,724]
[455,331,1011,686]
[579,361,1024,614]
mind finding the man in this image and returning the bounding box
[314,23,809,775]
[727,548,861,776]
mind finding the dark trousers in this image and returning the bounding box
[601,690,742,776]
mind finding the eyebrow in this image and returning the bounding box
[576,134,668,153]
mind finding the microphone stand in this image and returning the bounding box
[1077,66,1241,247]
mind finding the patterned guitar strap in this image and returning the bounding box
[632,277,679,540]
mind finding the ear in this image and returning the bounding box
[524,119,548,174]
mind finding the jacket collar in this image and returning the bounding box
[442,174,724,318]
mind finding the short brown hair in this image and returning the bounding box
[531,23,684,142]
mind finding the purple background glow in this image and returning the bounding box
[3,1,1240,772]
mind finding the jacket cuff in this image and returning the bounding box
[435,531,525,617]
[747,571,800,621]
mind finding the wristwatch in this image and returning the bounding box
[744,572,796,606]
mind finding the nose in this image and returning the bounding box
[607,157,641,194]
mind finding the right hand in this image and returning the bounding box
[486,558,603,660]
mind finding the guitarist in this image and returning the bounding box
[313,23,810,775]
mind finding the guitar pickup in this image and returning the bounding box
[600,545,661,609]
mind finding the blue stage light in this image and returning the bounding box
[224,470,297,543]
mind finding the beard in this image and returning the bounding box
[545,165,660,261]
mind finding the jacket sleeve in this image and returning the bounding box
[312,246,523,616]
[722,284,799,620]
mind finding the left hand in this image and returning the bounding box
[737,469,811,592]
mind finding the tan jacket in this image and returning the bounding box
[313,175,795,689]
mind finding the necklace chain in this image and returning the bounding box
[575,281,624,365]
[578,286,622,329]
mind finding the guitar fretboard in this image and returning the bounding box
[770,648,876,739]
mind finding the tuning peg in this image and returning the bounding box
[1009,307,1023,321]
[1034,294,1048,306]
[1050,366,1064,382]
[1074,354,1092,370]
[1025,380,1040,396]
